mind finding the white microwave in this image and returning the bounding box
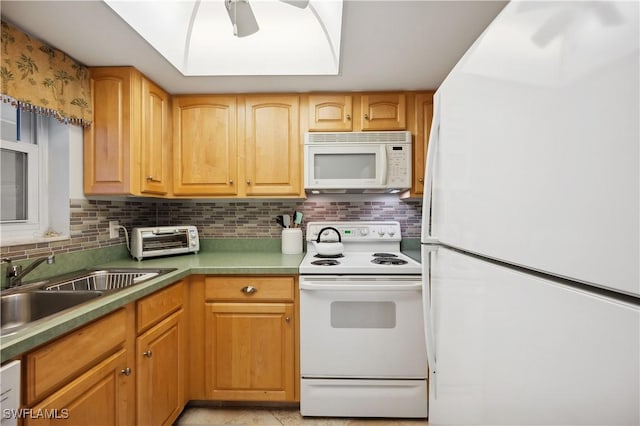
[304,131,412,193]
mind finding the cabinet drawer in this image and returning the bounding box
[205,276,294,301]
[25,309,127,405]
[137,281,184,333]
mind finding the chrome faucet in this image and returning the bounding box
[3,255,55,288]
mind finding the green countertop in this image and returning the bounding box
[0,251,304,363]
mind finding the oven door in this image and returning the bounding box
[304,143,387,189]
[300,275,427,379]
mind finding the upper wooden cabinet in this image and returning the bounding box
[402,92,434,198]
[360,93,407,130]
[243,95,302,197]
[84,67,170,195]
[172,96,238,196]
[172,95,302,198]
[413,92,434,195]
[305,93,407,132]
[84,67,139,195]
[140,78,171,195]
[307,94,353,131]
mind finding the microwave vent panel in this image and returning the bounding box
[306,131,411,144]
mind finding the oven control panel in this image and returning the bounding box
[306,221,402,242]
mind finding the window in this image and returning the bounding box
[0,103,69,245]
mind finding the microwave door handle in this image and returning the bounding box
[380,146,388,185]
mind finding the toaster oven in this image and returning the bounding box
[131,226,199,261]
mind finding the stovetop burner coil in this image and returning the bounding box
[371,257,408,265]
[372,253,398,258]
[311,259,341,266]
[314,253,345,259]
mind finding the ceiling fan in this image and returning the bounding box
[225,0,310,37]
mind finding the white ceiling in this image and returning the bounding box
[0,0,508,94]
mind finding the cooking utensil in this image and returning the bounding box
[294,211,303,227]
[283,215,291,228]
[312,226,344,256]
[275,216,285,228]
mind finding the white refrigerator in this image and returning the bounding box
[420,1,639,425]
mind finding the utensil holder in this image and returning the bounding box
[281,228,303,254]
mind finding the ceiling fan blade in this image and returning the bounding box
[225,0,259,37]
[280,0,310,9]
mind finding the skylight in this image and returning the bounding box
[104,0,343,76]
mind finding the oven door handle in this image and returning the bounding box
[300,282,422,291]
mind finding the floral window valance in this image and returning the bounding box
[0,20,92,126]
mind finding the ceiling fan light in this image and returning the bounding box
[225,0,259,38]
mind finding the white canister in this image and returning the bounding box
[281,228,303,254]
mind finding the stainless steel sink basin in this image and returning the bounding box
[0,267,176,336]
[42,268,176,292]
[1,290,102,335]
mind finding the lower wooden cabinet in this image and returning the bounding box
[23,308,135,425]
[136,310,184,426]
[205,302,295,401]
[200,276,298,402]
[24,350,132,426]
[19,275,300,422]
[136,281,185,426]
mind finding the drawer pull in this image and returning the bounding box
[241,286,258,294]
[143,350,153,358]
[121,367,132,376]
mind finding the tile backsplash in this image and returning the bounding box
[1,196,422,261]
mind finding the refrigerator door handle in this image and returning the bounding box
[421,247,438,398]
[422,92,441,244]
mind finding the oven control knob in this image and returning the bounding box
[359,228,369,236]
[387,227,396,237]
[377,228,386,236]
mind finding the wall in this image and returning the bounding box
[0,195,422,261]
[1,125,422,261]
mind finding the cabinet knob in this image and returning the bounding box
[285,316,291,323]
[346,114,351,120]
[229,179,234,184]
[364,113,370,120]
[418,177,424,183]
[246,180,251,185]
[143,350,153,358]
[121,367,132,376]
[241,285,258,294]
[146,175,160,182]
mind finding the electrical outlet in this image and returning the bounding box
[109,221,120,239]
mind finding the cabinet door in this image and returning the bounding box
[84,67,141,194]
[412,92,434,195]
[361,93,406,130]
[173,96,238,195]
[137,310,184,426]
[205,302,295,401]
[24,350,133,426]
[140,77,171,195]
[243,96,302,196]
[307,95,353,131]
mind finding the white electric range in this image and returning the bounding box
[299,221,428,419]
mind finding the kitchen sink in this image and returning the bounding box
[42,268,176,292]
[1,290,102,335]
[0,267,176,336]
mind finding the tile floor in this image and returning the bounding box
[173,407,428,425]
